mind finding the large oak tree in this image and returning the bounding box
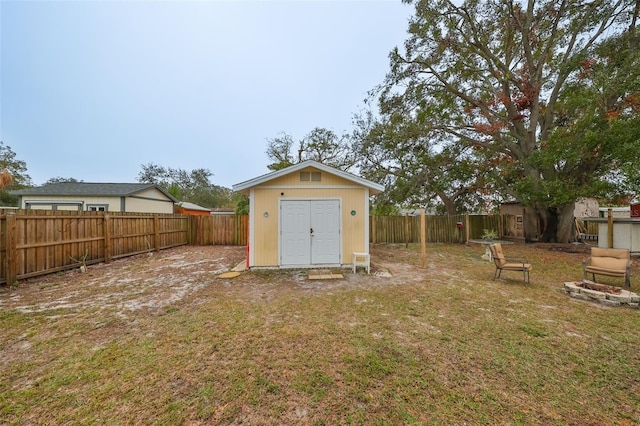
[352,110,492,215]
[372,0,640,242]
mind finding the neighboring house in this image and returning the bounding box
[232,160,384,268]
[11,182,177,214]
[177,201,213,216]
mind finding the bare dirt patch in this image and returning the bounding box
[0,246,245,318]
[0,245,429,319]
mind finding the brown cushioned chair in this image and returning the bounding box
[489,243,532,283]
[582,247,632,288]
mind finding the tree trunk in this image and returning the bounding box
[523,207,540,243]
[538,203,575,243]
[539,208,558,243]
[556,203,576,243]
[436,191,458,215]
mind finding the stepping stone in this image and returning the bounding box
[218,271,241,279]
[308,270,344,280]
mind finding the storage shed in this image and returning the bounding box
[232,160,384,268]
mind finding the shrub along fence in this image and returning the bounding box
[188,215,248,246]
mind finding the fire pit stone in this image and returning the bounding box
[564,281,639,308]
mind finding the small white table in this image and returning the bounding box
[468,239,514,262]
[352,252,370,274]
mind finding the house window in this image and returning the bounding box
[87,204,108,212]
[300,171,321,182]
[25,201,82,211]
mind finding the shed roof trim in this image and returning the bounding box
[232,160,384,194]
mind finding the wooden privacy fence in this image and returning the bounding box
[0,210,189,285]
[190,214,505,247]
[189,214,507,246]
[188,215,248,246]
[370,214,502,244]
[2,209,589,284]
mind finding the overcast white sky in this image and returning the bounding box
[1,0,412,188]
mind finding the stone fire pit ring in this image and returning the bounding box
[564,280,639,308]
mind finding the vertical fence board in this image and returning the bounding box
[0,212,7,282]
[5,213,16,285]
[104,214,111,263]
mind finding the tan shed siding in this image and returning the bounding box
[342,188,367,258]
[251,185,368,267]
[252,188,281,266]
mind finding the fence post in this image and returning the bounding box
[404,214,410,248]
[420,209,426,268]
[104,214,111,264]
[607,208,613,248]
[464,214,470,243]
[372,215,377,245]
[154,215,160,251]
[5,212,17,285]
[188,215,195,245]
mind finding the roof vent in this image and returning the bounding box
[300,171,321,182]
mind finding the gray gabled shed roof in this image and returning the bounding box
[11,182,178,202]
[232,160,384,195]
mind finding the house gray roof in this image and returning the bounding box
[232,160,385,194]
[11,182,178,202]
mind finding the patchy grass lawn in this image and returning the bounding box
[1,243,639,425]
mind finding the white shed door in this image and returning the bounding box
[280,200,340,266]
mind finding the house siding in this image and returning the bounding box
[22,195,122,211]
[125,188,174,214]
[20,190,173,214]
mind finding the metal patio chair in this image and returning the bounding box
[489,243,532,283]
